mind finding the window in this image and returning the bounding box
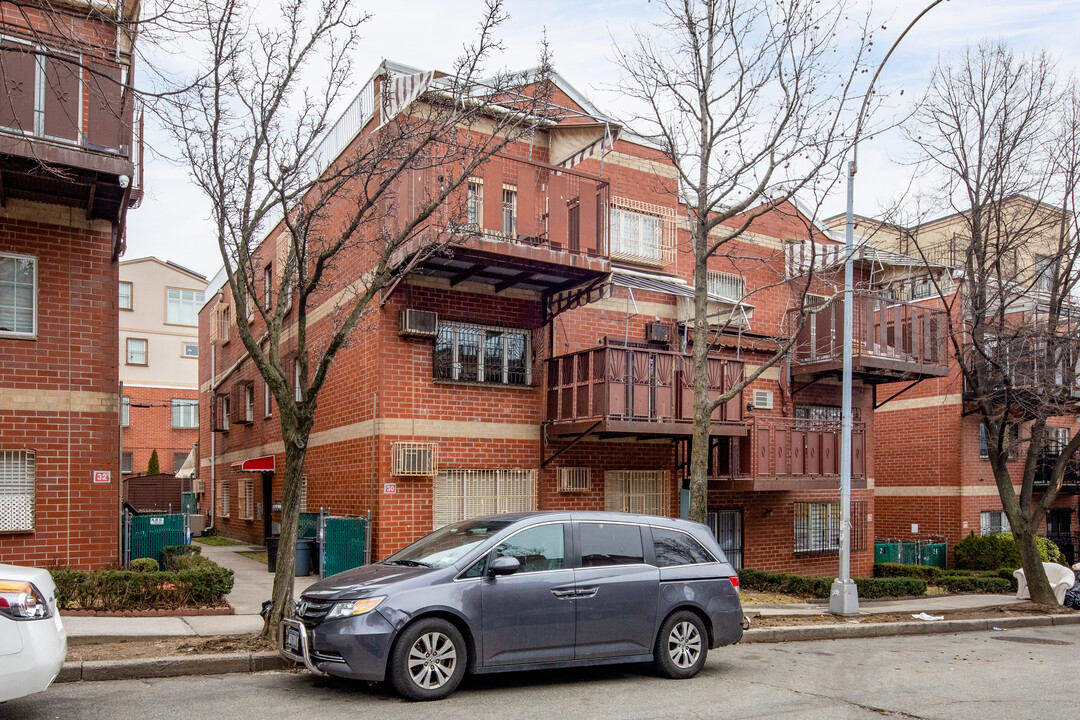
[294,360,302,402]
[121,452,133,475]
[219,479,230,517]
[299,475,308,513]
[119,281,133,311]
[1035,253,1055,293]
[182,342,199,358]
[0,252,36,337]
[166,288,205,326]
[214,304,231,344]
[579,522,644,567]
[244,385,254,423]
[434,322,531,386]
[794,502,840,553]
[980,510,1010,536]
[980,423,1020,460]
[126,338,148,365]
[239,479,254,520]
[171,399,199,429]
[610,204,664,263]
[708,509,743,569]
[433,468,536,528]
[1047,427,1070,456]
[467,179,483,228]
[121,396,130,427]
[501,186,517,237]
[652,527,715,567]
[173,452,188,473]
[604,470,669,517]
[264,382,273,418]
[263,265,272,310]
[0,450,35,532]
[494,523,565,573]
[706,270,745,301]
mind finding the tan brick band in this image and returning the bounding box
[875,485,1017,497]
[0,388,116,413]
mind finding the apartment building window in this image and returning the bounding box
[467,179,483,228]
[171,399,199,429]
[182,342,199,358]
[244,385,255,423]
[1047,427,1070,456]
[214,304,231,344]
[119,281,133,311]
[706,270,745,301]
[434,322,530,386]
[980,510,1010,536]
[979,423,1019,460]
[299,475,308,513]
[610,203,664,264]
[433,469,536,528]
[1035,253,1055,293]
[794,501,868,554]
[219,480,230,518]
[294,360,303,402]
[166,288,205,326]
[121,452,133,475]
[795,405,860,422]
[173,452,188,473]
[264,382,273,418]
[502,186,517,237]
[604,470,669,517]
[126,338,148,366]
[239,479,255,520]
[708,509,743,569]
[0,450,35,532]
[264,265,273,309]
[121,396,130,427]
[0,252,37,338]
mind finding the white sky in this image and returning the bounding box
[124,0,1080,279]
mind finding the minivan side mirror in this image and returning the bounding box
[488,556,520,576]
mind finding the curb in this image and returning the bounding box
[56,614,1080,683]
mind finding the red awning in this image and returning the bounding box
[230,456,275,473]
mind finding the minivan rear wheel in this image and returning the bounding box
[389,617,467,701]
[653,610,707,679]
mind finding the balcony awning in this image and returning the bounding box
[610,270,695,299]
[175,447,198,479]
[231,455,275,473]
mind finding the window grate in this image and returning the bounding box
[219,480,230,518]
[706,270,745,301]
[604,470,669,517]
[0,450,35,532]
[391,442,438,476]
[434,322,531,386]
[557,467,590,493]
[794,501,867,554]
[240,479,254,520]
[433,469,536,528]
[707,508,743,569]
[609,198,676,265]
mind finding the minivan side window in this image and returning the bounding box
[579,522,644,567]
[652,528,715,567]
[494,523,566,573]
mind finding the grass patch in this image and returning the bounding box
[239,551,268,564]
[193,535,245,546]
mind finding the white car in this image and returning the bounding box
[0,564,66,703]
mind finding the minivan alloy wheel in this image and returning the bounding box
[667,620,702,668]
[390,617,468,701]
[408,631,457,689]
[653,610,708,679]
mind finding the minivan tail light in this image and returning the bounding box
[728,575,740,591]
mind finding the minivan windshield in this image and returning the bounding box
[381,518,514,568]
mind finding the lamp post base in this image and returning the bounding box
[829,578,860,616]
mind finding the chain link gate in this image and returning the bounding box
[123,511,188,568]
[316,510,370,579]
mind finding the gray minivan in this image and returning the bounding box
[280,511,743,700]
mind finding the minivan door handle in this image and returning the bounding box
[551,588,577,599]
[575,586,598,599]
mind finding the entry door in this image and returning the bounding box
[708,509,743,569]
[573,521,658,660]
[480,522,576,666]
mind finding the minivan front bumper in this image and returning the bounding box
[279,611,397,682]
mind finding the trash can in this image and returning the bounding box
[265,537,279,572]
[295,538,313,576]
[311,540,320,576]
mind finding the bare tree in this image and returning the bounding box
[908,41,1080,605]
[614,0,872,522]
[163,0,553,635]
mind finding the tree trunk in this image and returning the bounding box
[1014,523,1057,606]
[688,246,711,524]
[261,427,309,639]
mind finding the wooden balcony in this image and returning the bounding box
[0,47,141,224]
[545,344,746,439]
[791,292,949,384]
[708,417,867,492]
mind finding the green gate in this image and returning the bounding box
[320,515,367,578]
[126,513,187,567]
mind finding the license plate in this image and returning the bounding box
[286,627,300,652]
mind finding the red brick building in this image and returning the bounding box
[199,61,948,575]
[0,1,141,568]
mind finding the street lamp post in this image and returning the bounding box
[829,0,947,616]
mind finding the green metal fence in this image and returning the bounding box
[875,539,947,568]
[125,513,188,567]
[298,513,320,539]
[320,514,368,578]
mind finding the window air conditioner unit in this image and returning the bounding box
[645,322,670,344]
[391,442,438,476]
[399,309,438,338]
[557,467,590,493]
[192,479,205,493]
[752,389,774,410]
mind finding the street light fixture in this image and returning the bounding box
[830,0,948,616]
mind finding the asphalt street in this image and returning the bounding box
[7,625,1078,719]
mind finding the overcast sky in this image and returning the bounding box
[124,0,1080,280]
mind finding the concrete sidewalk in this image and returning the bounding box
[66,541,321,644]
[745,593,1026,617]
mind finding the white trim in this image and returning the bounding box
[0,251,38,339]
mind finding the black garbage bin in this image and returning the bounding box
[295,538,313,576]
[265,537,279,572]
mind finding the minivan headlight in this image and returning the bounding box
[325,596,386,620]
[0,580,52,620]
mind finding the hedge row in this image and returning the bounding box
[938,576,1013,594]
[738,568,926,599]
[874,563,943,582]
[874,563,1020,592]
[53,555,233,611]
[954,533,1067,570]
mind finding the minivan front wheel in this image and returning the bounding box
[389,618,467,701]
[654,610,708,679]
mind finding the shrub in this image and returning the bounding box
[939,575,1013,594]
[738,569,926,600]
[52,561,233,611]
[147,449,160,475]
[873,563,943,582]
[162,544,202,572]
[128,558,160,573]
[856,576,927,599]
[954,532,1070,570]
